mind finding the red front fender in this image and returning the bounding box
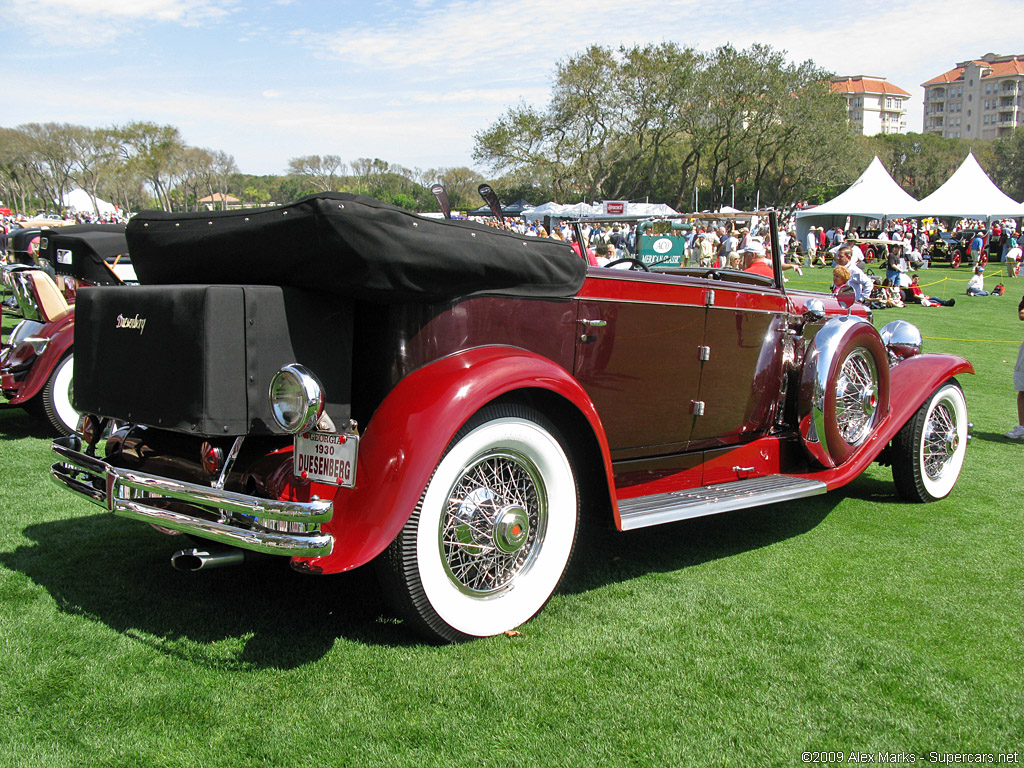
[295,345,615,575]
[794,352,974,490]
[4,313,74,405]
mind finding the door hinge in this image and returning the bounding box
[705,289,715,307]
[698,345,710,362]
[690,400,706,416]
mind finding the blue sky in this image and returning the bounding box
[4,0,1023,177]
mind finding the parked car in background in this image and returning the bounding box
[2,225,130,434]
[928,231,989,269]
[51,195,973,642]
[846,237,887,265]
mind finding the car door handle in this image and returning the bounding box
[579,319,607,327]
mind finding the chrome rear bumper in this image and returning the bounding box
[51,435,334,557]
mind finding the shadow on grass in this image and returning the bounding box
[968,428,1024,445]
[1,476,867,663]
[564,490,843,596]
[0,402,56,440]
[0,512,412,667]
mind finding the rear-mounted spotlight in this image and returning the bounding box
[268,363,325,434]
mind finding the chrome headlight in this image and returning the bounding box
[879,319,922,363]
[268,364,324,434]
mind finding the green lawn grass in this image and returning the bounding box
[0,265,1021,767]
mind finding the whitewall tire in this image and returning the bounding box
[892,380,968,502]
[380,403,579,642]
[43,353,78,436]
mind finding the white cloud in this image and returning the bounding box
[309,0,701,73]
[409,87,548,105]
[6,0,239,47]
[8,0,237,21]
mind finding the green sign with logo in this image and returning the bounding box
[637,221,690,268]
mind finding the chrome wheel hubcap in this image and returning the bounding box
[440,450,545,596]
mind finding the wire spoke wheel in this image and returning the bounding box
[379,403,579,642]
[921,400,959,482]
[893,380,968,502]
[834,348,878,447]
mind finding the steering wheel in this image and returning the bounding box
[605,257,650,272]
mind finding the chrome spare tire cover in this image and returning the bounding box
[799,316,891,468]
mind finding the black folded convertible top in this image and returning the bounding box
[126,193,586,302]
[40,224,129,286]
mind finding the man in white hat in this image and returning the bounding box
[742,237,802,278]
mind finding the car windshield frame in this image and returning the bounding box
[563,210,787,290]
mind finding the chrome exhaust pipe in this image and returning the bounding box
[171,546,246,572]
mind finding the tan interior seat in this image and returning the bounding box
[28,270,72,323]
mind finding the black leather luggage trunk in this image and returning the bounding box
[74,285,352,436]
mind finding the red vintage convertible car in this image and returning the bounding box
[51,195,972,642]
[1,225,131,434]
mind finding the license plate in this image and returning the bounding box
[294,430,358,487]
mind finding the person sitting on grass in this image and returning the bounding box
[966,266,990,296]
[903,275,955,306]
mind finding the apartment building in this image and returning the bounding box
[830,76,910,135]
[922,53,1024,139]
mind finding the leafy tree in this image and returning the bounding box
[287,154,346,192]
[68,126,123,216]
[476,42,861,210]
[118,121,186,211]
[427,166,486,211]
[990,127,1024,201]
[17,122,81,212]
[475,43,700,204]
[0,126,40,213]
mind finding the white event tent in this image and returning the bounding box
[795,157,923,243]
[523,201,677,222]
[63,188,118,216]
[916,152,1024,220]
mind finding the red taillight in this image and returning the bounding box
[200,442,225,477]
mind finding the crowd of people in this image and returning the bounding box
[475,215,805,274]
[801,217,1022,272]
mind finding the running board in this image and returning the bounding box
[617,474,827,531]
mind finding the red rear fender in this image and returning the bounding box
[295,346,614,574]
[4,314,74,405]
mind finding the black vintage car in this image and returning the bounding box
[928,231,987,269]
[39,224,136,297]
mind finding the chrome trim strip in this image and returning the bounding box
[579,296,780,313]
[50,435,334,557]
